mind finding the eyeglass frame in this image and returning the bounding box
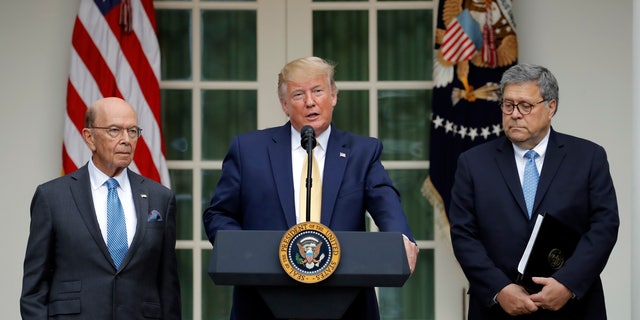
[89,126,143,139]
[500,99,547,115]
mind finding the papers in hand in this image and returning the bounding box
[517,213,544,274]
[516,212,580,293]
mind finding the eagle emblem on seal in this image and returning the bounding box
[296,237,325,269]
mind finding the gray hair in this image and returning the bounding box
[85,105,97,127]
[500,63,559,107]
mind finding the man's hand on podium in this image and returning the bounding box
[403,235,419,275]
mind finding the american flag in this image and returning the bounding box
[63,0,170,187]
[440,9,482,64]
[424,0,517,214]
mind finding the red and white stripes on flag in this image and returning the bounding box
[63,0,170,187]
[440,9,483,64]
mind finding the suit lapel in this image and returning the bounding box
[321,127,348,226]
[533,130,565,214]
[69,166,114,266]
[495,130,566,219]
[494,138,529,217]
[268,123,297,227]
[120,170,149,269]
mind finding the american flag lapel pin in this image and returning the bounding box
[339,152,346,158]
[141,194,148,198]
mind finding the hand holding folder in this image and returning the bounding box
[516,212,581,293]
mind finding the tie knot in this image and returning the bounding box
[524,150,539,161]
[106,178,119,190]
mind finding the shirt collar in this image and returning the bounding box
[512,128,550,159]
[291,125,331,152]
[88,158,130,190]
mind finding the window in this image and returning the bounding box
[156,1,439,319]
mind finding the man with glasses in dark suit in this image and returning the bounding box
[21,97,181,320]
[448,64,619,319]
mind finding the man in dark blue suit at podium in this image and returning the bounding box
[203,56,419,319]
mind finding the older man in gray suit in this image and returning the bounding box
[21,97,181,319]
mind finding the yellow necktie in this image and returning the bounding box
[300,153,322,223]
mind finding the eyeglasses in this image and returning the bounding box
[90,126,142,139]
[500,99,546,115]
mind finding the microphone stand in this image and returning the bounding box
[301,125,316,223]
[304,137,314,223]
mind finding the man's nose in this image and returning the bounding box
[511,107,524,118]
[304,93,315,107]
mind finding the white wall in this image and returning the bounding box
[0,0,634,319]
[514,1,632,319]
[0,1,78,318]
[633,0,640,318]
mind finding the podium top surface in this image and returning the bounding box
[208,230,410,287]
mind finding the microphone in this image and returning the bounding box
[300,125,316,151]
[300,125,316,222]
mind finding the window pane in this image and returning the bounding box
[201,10,256,80]
[332,90,369,136]
[170,169,193,241]
[313,10,368,81]
[387,169,433,240]
[202,169,223,241]
[201,90,257,160]
[156,9,191,80]
[162,89,192,161]
[379,249,434,320]
[378,90,431,161]
[202,249,234,319]
[378,10,432,81]
[176,249,193,320]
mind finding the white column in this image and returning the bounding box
[632,0,640,318]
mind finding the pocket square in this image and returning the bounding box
[148,210,164,222]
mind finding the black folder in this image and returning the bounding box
[516,212,581,293]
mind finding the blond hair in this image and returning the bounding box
[277,56,337,99]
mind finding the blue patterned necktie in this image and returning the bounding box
[523,150,540,218]
[106,178,128,268]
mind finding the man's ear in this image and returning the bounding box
[548,99,558,118]
[280,98,289,117]
[82,128,97,152]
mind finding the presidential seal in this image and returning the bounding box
[547,248,565,270]
[279,222,341,284]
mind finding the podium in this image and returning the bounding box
[208,230,410,319]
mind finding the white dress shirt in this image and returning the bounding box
[291,126,329,224]
[512,128,550,186]
[88,159,138,246]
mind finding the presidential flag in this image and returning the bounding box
[63,0,170,187]
[423,0,517,214]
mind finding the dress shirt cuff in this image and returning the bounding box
[489,294,498,307]
[402,234,417,245]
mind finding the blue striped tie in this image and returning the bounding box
[523,150,539,218]
[106,178,128,268]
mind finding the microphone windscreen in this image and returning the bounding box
[300,125,316,149]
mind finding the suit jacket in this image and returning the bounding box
[448,129,619,320]
[21,165,181,320]
[203,122,414,319]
